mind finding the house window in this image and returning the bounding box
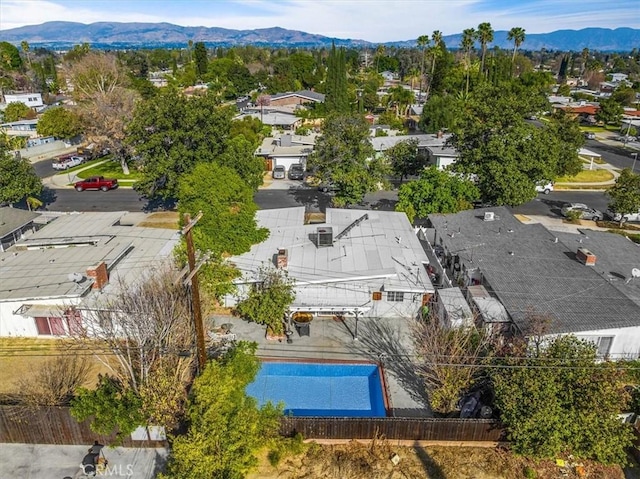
[372,291,382,301]
[35,316,65,335]
[595,337,613,357]
[387,291,404,302]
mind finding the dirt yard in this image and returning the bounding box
[247,440,640,479]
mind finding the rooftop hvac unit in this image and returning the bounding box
[316,227,333,248]
[483,212,495,222]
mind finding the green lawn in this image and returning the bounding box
[76,159,142,181]
[580,125,620,133]
[556,169,614,183]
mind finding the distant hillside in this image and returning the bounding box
[0,22,638,51]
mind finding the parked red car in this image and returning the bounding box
[74,176,118,192]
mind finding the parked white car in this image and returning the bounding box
[607,208,640,223]
[52,156,84,170]
[535,182,554,194]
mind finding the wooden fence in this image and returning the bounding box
[0,405,504,445]
[0,406,165,447]
[280,416,505,442]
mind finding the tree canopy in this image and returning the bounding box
[216,135,265,191]
[3,102,33,122]
[128,88,234,198]
[385,138,425,180]
[308,113,388,206]
[493,335,634,465]
[606,168,640,225]
[395,167,479,223]
[177,162,267,258]
[450,81,581,206]
[160,343,282,479]
[0,143,43,207]
[325,43,349,113]
[36,106,83,139]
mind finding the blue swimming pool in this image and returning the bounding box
[246,362,387,417]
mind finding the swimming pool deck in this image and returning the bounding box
[209,314,432,417]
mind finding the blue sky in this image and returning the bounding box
[1,0,638,42]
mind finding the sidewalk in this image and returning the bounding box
[0,443,167,478]
[516,214,639,236]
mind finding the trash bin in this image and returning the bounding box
[292,312,312,337]
[295,321,310,337]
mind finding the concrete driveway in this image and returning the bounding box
[0,443,167,478]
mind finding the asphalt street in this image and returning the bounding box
[583,139,640,171]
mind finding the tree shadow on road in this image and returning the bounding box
[40,187,57,210]
[142,196,177,212]
[288,187,334,213]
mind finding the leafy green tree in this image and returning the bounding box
[235,267,295,336]
[229,116,269,147]
[178,162,267,258]
[216,135,265,191]
[419,94,464,133]
[451,82,576,206]
[128,88,234,198]
[194,42,208,78]
[0,147,43,207]
[325,43,349,113]
[308,114,389,206]
[611,85,637,107]
[3,101,33,122]
[0,41,23,70]
[160,342,283,479]
[71,374,144,443]
[606,168,640,226]
[36,106,83,139]
[396,167,479,223]
[493,335,634,464]
[386,138,425,180]
[596,97,624,125]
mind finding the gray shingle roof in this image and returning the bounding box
[429,207,640,334]
[0,207,39,239]
[270,90,326,102]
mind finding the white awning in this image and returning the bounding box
[16,304,65,318]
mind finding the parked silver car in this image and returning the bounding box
[272,165,286,179]
[607,208,640,223]
[561,203,603,221]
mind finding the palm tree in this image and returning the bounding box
[416,35,430,102]
[375,44,386,73]
[581,47,589,75]
[475,22,494,78]
[425,30,443,99]
[507,27,526,64]
[461,28,475,97]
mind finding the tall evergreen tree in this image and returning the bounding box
[325,42,349,113]
[194,42,208,78]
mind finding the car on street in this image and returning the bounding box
[272,165,286,179]
[74,176,119,192]
[584,132,596,140]
[318,181,339,193]
[52,156,84,170]
[287,163,304,180]
[606,208,640,223]
[561,203,604,221]
[535,181,554,194]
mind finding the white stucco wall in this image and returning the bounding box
[574,326,640,359]
[0,298,81,337]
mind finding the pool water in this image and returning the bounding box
[246,362,387,417]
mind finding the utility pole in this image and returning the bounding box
[182,212,207,373]
[632,152,638,174]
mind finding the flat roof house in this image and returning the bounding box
[0,212,180,337]
[225,207,435,321]
[426,207,640,358]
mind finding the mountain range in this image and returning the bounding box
[1,22,639,52]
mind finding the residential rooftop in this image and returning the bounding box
[428,207,640,335]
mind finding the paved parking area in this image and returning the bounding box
[0,443,167,478]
